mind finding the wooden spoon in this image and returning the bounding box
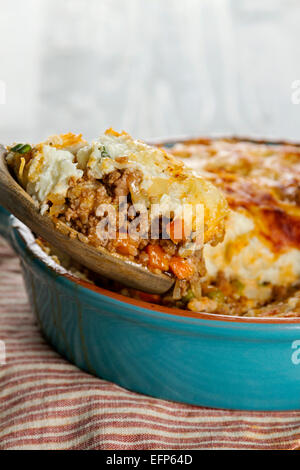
[0,146,174,294]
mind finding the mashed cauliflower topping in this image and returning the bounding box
[26,146,83,214]
[204,210,300,303]
[6,133,87,214]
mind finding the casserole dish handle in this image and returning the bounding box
[0,205,13,245]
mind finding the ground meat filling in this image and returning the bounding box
[103,169,142,201]
[54,168,204,298]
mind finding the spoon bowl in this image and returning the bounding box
[0,145,174,294]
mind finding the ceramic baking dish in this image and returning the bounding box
[1,137,300,411]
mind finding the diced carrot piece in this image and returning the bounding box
[166,218,191,243]
[132,290,161,304]
[145,245,170,271]
[169,256,194,280]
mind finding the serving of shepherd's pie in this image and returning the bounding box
[6,134,300,318]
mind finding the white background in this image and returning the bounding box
[0,0,300,143]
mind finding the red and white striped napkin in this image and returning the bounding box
[1,237,300,450]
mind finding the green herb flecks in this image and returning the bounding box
[207,289,225,303]
[99,145,110,158]
[232,279,245,294]
[11,143,32,154]
[182,289,194,303]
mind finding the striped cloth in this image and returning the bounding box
[1,238,300,450]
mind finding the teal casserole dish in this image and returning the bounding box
[1,207,300,411]
[1,136,300,411]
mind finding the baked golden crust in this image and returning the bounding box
[166,138,300,316]
[170,138,300,251]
